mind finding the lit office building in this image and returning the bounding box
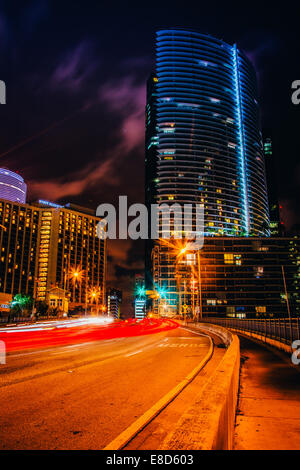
[0,168,27,204]
[152,237,300,318]
[0,199,40,310]
[107,288,122,318]
[34,201,106,311]
[145,29,270,316]
[0,199,106,314]
[264,137,284,236]
[135,298,146,319]
[134,275,146,319]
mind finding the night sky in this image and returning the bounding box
[0,1,299,313]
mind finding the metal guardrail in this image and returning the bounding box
[199,317,300,345]
[0,315,61,324]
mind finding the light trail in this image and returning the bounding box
[0,318,179,352]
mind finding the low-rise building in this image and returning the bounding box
[152,237,300,318]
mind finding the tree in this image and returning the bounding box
[10,294,33,318]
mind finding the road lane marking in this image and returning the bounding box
[103,330,214,450]
[125,350,143,357]
[180,327,210,338]
[9,348,62,358]
[175,336,206,340]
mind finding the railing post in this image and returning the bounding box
[264,318,266,342]
[271,318,273,339]
[283,317,287,343]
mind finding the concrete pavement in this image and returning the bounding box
[234,336,300,450]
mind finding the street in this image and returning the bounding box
[0,320,211,450]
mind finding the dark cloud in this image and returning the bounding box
[49,40,98,93]
[23,0,49,32]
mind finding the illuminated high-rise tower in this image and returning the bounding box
[0,168,27,203]
[145,29,270,316]
[146,29,269,236]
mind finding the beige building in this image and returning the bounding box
[33,201,106,311]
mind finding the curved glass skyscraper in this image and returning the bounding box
[145,29,270,316]
[146,29,269,237]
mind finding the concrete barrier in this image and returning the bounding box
[161,324,240,450]
[187,321,233,347]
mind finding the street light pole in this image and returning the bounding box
[281,264,292,339]
[197,250,202,322]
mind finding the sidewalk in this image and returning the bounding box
[234,336,300,450]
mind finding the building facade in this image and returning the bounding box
[33,201,106,311]
[263,137,284,236]
[0,199,40,310]
[152,237,300,318]
[145,29,271,315]
[0,168,27,204]
[146,30,270,238]
[134,275,146,319]
[107,288,122,318]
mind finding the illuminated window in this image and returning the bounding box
[256,306,266,313]
[224,253,234,264]
[254,266,264,278]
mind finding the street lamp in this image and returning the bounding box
[69,266,84,312]
[162,238,203,322]
[70,266,84,285]
[88,287,101,316]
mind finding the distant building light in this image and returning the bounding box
[38,199,63,208]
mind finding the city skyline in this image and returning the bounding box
[0,2,300,454]
[0,3,299,313]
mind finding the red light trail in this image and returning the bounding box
[0,318,179,352]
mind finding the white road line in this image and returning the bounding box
[9,348,60,358]
[180,327,209,338]
[125,349,143,357]
[175,336,206,340]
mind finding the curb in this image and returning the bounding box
[161,325,240,450]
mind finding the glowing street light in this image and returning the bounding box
[136,286,146,298]
[69,266,84,285]
[178,246,187,257]
[88,287,101,301]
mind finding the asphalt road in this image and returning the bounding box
[0,325,211,450]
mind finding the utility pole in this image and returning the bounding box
[197,250,202,322]
[282,265,292,338]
